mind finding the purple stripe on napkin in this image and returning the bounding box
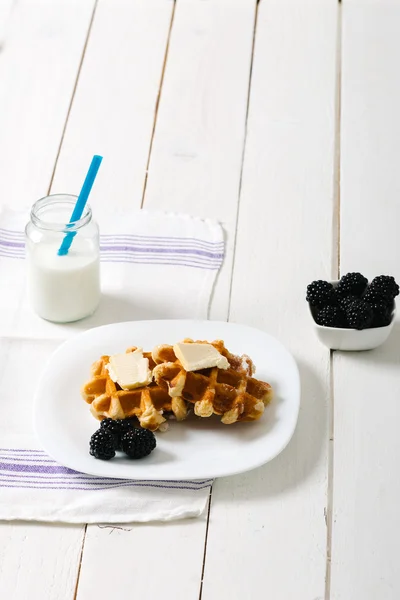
[99,245,223,259]
[0,228,223,248]
[0,229,224,270]
[0,461,78,474]
[0,250,221,269]
[0,481,212,491]
[0,451,213,492]
[0,237,223,260]
[0,471,213,486]
[0,456,59,463]
[0,239,24,248]
[0,448,47,454]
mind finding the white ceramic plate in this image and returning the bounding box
[34,320,300,480]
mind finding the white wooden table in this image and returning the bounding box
[1,1,399,598]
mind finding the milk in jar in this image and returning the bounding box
[25,194,101,323]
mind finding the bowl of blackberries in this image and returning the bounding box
[306,273,398,351]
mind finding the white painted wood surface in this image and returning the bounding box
[0,0,96,210]
[331,3,400,599]
[144,0,257,320]
[76,517,209,600]
[1,0,399,598]
[51,0,174,208]
[201,2,338,599]
[0,0,14,46]
[0,340,85,600]
[0,2,94,599]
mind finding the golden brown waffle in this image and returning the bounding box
[81,347,188,431]
[152,339,273,424]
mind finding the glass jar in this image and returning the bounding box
[25,194,101,323]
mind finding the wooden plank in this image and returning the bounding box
[143,0,257,320]
[0,339,85,600]
[75,1,256,598]
[0,0,96,210]
[201,2,338,599]
[0,521,84,599]
[0,0,14,46]
[0,2,95,599]
[330,3,400,599]
[51,0,175,209]
[53,1,211,598]
[76,516,209,600]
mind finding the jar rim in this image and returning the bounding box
[30,194,92,232]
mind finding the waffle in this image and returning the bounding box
[152,339,273,424]
[81,347,188,431]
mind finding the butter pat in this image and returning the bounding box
[106,349,152,390]
[173,342,229,372]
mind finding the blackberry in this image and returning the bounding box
[306,280,335,307]
[363,286,390,306]
[338,294,358,310]
[100,418,136,450]
[346,299,373,330]
[118,418,137,435]
[369,275,399,301]
[315,305,347,328]
[89,430,116,460]
[100,418,122,448]
[121,428,156,459]
[372,309,392,328]
[367,298,393,328]
[336,272,368,299]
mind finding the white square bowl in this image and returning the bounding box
[309,281,396,351]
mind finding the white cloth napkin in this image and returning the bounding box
[0,207,223,523]
[0,206,223,339]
